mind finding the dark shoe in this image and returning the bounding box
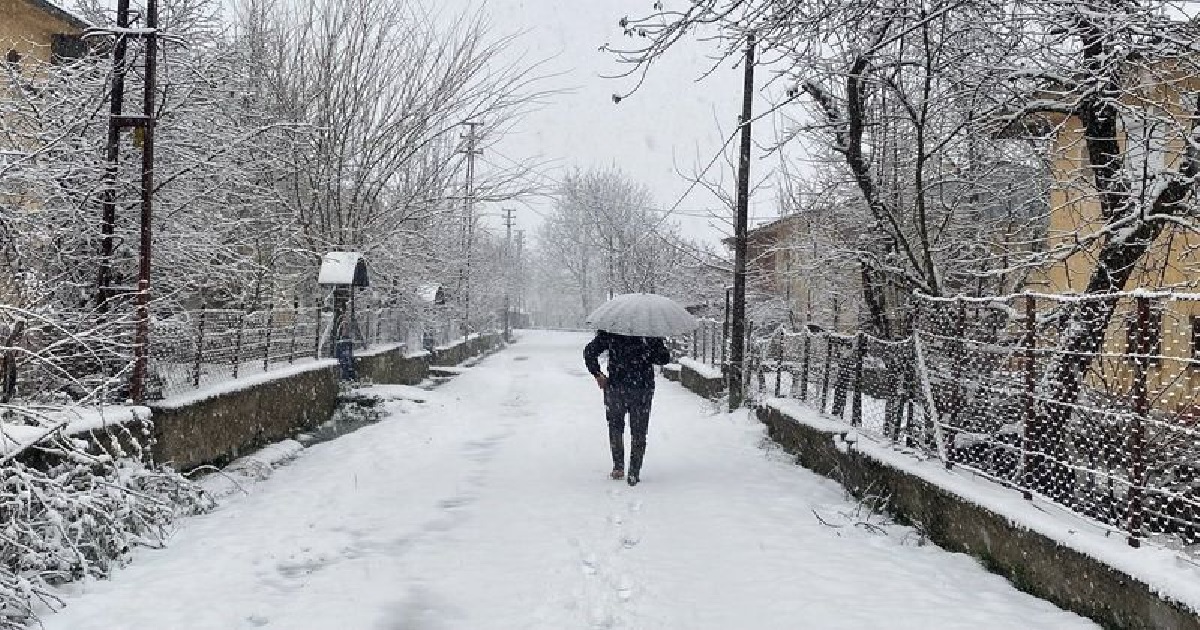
[626,472,640,486]
[610,468,625,480]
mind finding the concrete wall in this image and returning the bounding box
[678,362,725,399]
[756,404,1200,630]
[145,334,502,471]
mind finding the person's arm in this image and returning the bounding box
[648,337,672,365]
[584,334,609,388]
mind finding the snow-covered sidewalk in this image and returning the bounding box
[41,330,1097,629]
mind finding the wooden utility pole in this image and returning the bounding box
[458,121,482,332]
[729,31,755,411]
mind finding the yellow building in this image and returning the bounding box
[1027,64,1200,416]
[0,0,88,67]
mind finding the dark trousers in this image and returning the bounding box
[605,387,653,474]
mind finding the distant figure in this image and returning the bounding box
[584,330,672,486]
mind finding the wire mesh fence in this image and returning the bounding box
[147,306,447,400]
[747,291,1200,557]
[2,302,467,404]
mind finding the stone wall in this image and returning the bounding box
[151,365,339,469]
[146,333,502,471]
[756,403,1200,630]
[677,362,724,399]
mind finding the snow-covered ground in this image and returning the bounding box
[41,330,1097,630]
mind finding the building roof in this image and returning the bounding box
[721,214,803,248]
[317,252,370,287]
[23,0,90,31]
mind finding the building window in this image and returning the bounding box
[4,49,21,73]
[51,35,87,63]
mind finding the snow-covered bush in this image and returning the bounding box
[0,412,213,629]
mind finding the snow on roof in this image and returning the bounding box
[417,283,445,304]
[317,252,369,286]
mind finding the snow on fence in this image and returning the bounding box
[670,317,726,367]
[1,304,465,404]
[747,291,1200,560]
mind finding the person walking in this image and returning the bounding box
[584,330,672,486]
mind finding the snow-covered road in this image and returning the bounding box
[43,330,1098,630]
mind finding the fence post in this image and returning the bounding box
[314,305,322,358]
[710,321,718,365]
[852,331,865,427]
[288,300,299,364]
[1127,295,1151,548]
[799,333,811,401]
[820,334,833,413]
[944,297,967,470]
[1022,294,1037,500]
[262,303,274,373]
[232,308,246,379]
[191,308,206,388]
[774,331,783,398]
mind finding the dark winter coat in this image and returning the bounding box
[584,331,672,390]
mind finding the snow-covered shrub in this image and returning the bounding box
[0,421,213,629]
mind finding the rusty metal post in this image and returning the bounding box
[192,308,206,388]
[1022,295,1037,500]
[1127,295,1151,548]
[232,308,246,379]
[288,298,299,364]
[710,321,718,365]
[128,0,159,402]
[852,331,865,427]
[821,334,833,413]
[97,0,132,311]
[262,303,274,372]
[799,333,811,401]
[314,304,323,358]
[774,331,783,398]
[944,297,968,470]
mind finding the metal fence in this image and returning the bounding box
[2,303,466,404]
[670,318,726,367]
[747,291,1200,557]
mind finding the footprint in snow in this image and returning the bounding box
[616,576,634,602]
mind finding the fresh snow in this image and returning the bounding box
[42,331,1098,630]
[762,398,1200,617]
[1,405,149,455]
[676,356,723,380]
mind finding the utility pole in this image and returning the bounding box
[95,0,132,312]
[94,0,159,401]
[130,0,160,402]
[502,207,515,340]
[729,31,754,411]
[458,121,482,333]
[515,229,525,316]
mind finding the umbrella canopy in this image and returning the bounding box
[585,293,698,337]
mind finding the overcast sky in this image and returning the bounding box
[450,0,785,246]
